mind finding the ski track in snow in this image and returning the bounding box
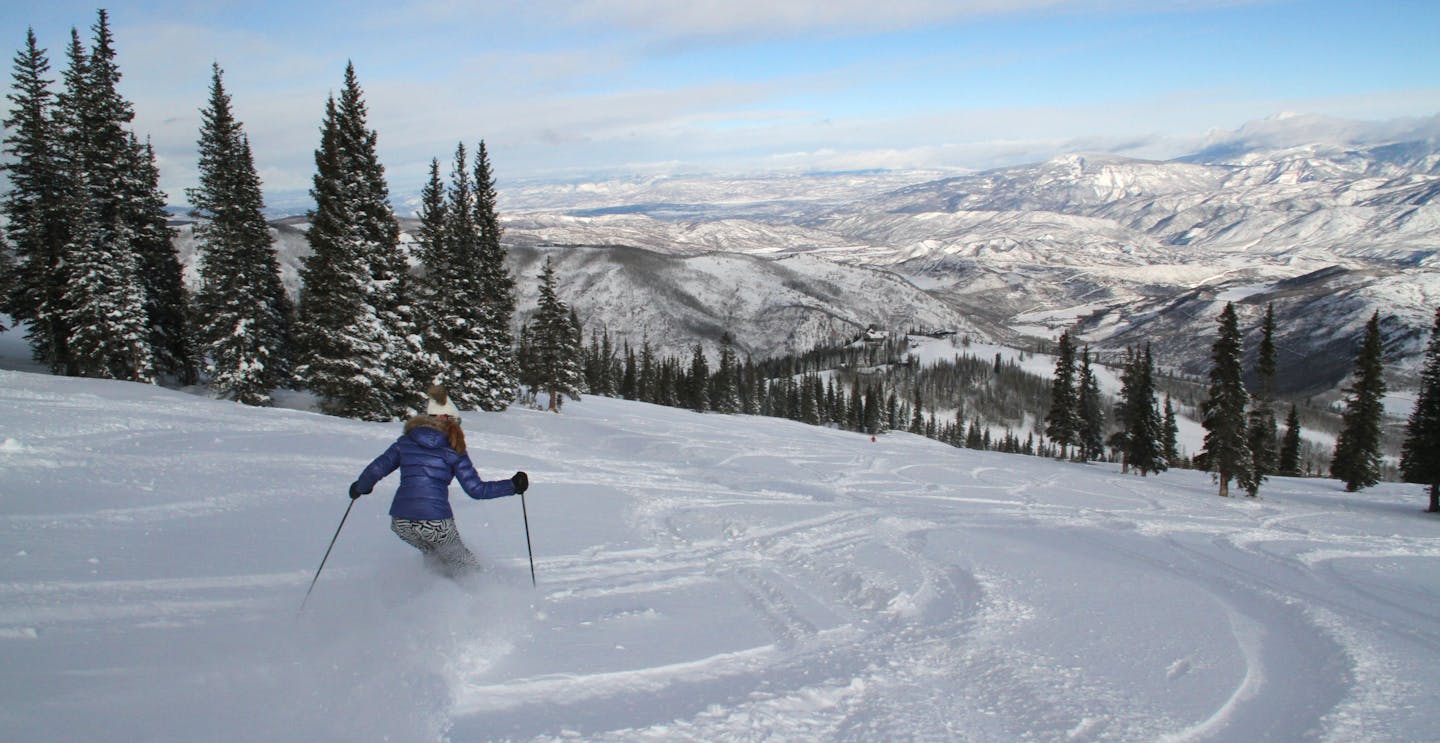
[2,371,1438,741]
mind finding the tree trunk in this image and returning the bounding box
[1428,482,1439,513]
[1218,473,1230,498]
[547,388,559,412]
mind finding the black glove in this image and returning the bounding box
[511,471,529,494]
[349,481,365,500]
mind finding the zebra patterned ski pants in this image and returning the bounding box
[390,518,482,578]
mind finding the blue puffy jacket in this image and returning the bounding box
[355,417,515,520]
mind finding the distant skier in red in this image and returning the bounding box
[350,386,529,577]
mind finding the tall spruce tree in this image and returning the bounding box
[1162,395,1180,467]
[1076,347,1106,462]
[127,137,195,384]
[687,344,710,413]
[1201,302,1252,497]
[56,15,154,382]
[1045,330,1080,459]
[1245,303,1279,496]
[1134,345,1167,475]
[415,143,512,412]
[1114,345,1165,475]
[189,64,292,405]
[526,257,583,412]
[713,332,742,414]
[1401,307,1440,512]
[1279,404,1303,477]
[1331,312,1387,492]
[295,64,410,419]
[3,29,73,371]
[470,141,518,410]
[408,158,449,388]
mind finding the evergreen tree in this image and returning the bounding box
[1114,345,1165,475]
[3,28,74,372]
[687,344,710,413]
[295,64,409,419]
[407,158,449,389]
[799,374,820,425]
[713,332,742,414]
[1245,303,1279,496]
[1401,307,1440,512]
[55,15,154,382]
[1162,395,1180,467]
[1076,347,1106,462]
[1201,302,1252,497]
[620,343,638,401]
[862,382,882,434]
[638,339,656,403]
[469,141,518,410]
[1045,330,1079,459]
[429,143,503,410]
[127,137,195,384]
[1134,345,1167,475]
[527,257,583,411]
[1331,312,1387,492]
[1279,404,1303,477]
[189,63,292,405]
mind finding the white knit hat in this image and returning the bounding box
[426,385,461,419]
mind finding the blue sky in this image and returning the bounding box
[4,0,1439,205]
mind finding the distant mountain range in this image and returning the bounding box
[491,114,1440,397]
[182,113,1440,398]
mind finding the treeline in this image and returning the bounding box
[0,11,574,420]
[1042,300,1440,510]
[566,298,1440,512]
[573,327,1062,458]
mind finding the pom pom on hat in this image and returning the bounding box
[426,385,461,420]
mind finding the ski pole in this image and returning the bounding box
[520,491,537,587]
[300,497,356,612]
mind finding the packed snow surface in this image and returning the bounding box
[1,370,1438,742]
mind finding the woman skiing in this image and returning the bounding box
[349,386,529,577]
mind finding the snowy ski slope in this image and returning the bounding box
[1,369,1437,741]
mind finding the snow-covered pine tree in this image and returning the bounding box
[417,143,511,412]
[56,17,154,382]
[189,64,292,405]
[526,257,583,412]
[470,141,518,410]
[1401,307,1440,512]
[1245,303,1279,496]
[2,28,74,372]
[1330,312,1387,492]
[1201,302,1252,497]
[406,158,449,390]
[295,64,410,420]
[1045,330,1080,459]
[126,137,195,384]
[1076,347,1106,462]
[1278,404,1303,477]
[342,63,414,415]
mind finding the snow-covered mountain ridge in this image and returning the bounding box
[492,115,1440,393]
